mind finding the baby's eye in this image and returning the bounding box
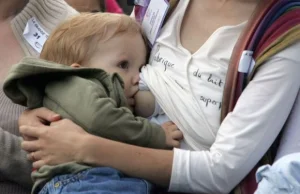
[118,61,129,70]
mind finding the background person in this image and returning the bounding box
[0,0,77,194]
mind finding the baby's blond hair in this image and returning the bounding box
[40,13,143,66]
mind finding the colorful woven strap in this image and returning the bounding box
[222,0,275,120]
[222,0,300,120]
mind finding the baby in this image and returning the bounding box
[4,13,182,194]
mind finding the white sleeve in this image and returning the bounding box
[275,90,300,160]
[169,43,300,194]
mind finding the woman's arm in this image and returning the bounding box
[275,90,300,160]
[82,134,174,187]
[168,44,300,193]
[20,119,173,187]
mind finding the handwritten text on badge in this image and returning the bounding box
[23,17,49,53]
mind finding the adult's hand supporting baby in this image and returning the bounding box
[20,119,88,169]
[19,107,61,127]
[22,119,175,187]
[19,107,61,141]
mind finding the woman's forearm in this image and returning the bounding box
[80,134,174,187]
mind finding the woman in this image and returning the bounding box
[0,0,77,194]
[19,0,300,193]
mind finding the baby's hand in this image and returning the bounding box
[161,121,183,148]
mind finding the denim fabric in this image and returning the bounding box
[255,153,300,194]
[39,167,155,194]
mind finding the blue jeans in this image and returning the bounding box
[255,153,300,194]
[39,167,156,194]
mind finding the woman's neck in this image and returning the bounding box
[0,0,28,20]
[191,0,259,17]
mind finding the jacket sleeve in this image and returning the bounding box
[43,76,167,149]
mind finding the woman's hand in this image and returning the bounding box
[20,119,89,169]
[19,107,61,140]
[19,107,61,127]
[21,119,174,187]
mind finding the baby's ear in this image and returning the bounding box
[70,63,81,68]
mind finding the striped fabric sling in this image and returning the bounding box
[134,0,300,193]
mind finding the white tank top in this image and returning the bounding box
[141,0,246,150]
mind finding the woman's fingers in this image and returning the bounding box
[27,151,40,161]
[20,125,42,138]
[35,107,61,122]
[33,160,46,169]
[23,135,37,141]
[29,151,45,161]
[21,119,88,166]
[22,139,40,152]
[19,108,61,128]
[49,120,62,126]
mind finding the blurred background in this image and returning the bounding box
[65,0,134,15]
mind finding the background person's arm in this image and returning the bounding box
[0,87,35,189]
[0,128,32,189]
[0,101,60,189]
